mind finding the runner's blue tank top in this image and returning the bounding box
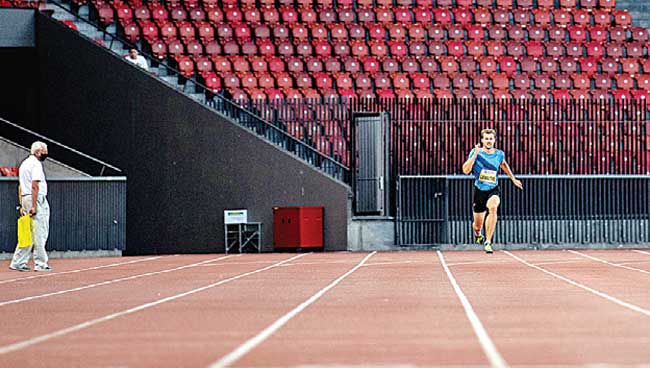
[468,148,505,191]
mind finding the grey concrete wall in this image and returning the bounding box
[0,9,35,47]
[0,137,88,177]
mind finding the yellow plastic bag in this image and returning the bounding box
[17,215,32,248]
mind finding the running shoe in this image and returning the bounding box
[474,234,485,245]
[9,265,31,272]
[35,266,52,272]
[484,241,494,254]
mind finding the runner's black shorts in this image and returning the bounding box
[473,186,501,213]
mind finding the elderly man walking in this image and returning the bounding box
[10,141,52,272]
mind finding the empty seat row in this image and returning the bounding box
[121,20,650,44]
[197,69,650,91]
[142,36,650,62]
[100,2,632,28]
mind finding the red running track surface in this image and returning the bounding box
[0,250,649,367]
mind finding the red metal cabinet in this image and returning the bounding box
[273,207,324,249]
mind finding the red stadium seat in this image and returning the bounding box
[492,8,509,26]
[257,72,274,88]
[601,58,620,74]
[306,57,323,73]
[611,89,631,100]
[432,75,451,90]
[243,8,261,24]
[412,73,431,89]
[459,56,477,74]
[487,25,506,41]
[578,57,597,76]
[376,7,394,24]
[355,73,373,89]
[474,8,492,26]
[552,89,571,100]
[573,10,590,27]
[294,72,313,88]
[357,8,376,23]
[427,40,446,57]
[421,57,439,75]
[609,27,627,42]
[626,42,645,58]
[527,26,545,42]
[472,89,492,99]
[471,74,489,90]
[432,8,452,25]
[591,9,612,27]
[520,56,538,74]
[291,24,309,41]
[621,58,640,75]
[553,74,572,89]
[363,57,381,74]
[439,56,459,74]
[613,10,632,28]
[414,7,433,23]
[513,74,531,89]
[373,72,392,89]
[588,26,608,43]
[382,58,400,73]
[533,74,551,90]
[532,9,550,26]
[540,57,558,73]
[631,27,649,42]
[606,42,624,59]
[593,74,612,89]
[452,73,470,89]
[408,24,426,42]
[570,89,591,99]
[466,41,485,58]
[552,9,570,27]
[630,90,650,102]
[512,9,530,26]
[559,57,577,73]
[637,74,650,90]
[323,56,342,73]
[585,42,603,58]
[571,74,591,90]
[615,74,634,90]
[402,57,420,73]
[546,42,565,59]
[486,41,504,57]
[567,26,587,43]
[525,41,544,59]
[447,24,464,40]
[497,56,517,76]
[478,56,497,74]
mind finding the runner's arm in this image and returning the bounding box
[500,161,523,189]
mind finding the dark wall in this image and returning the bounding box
[34,15,350,254]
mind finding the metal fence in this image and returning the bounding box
[0,177,126,252]
[243,98,650,186]
[397,175,650,247]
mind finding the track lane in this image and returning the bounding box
[445,250,650,367]
[0,253,371,368]
[229,251,489,367]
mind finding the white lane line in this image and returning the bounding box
[504,251,650,317]
[0,256,164,285]
[632,249,650,256]
[446,260,513,267]
[568,250,650,275]
[0,253,308,355]
[208,252,377,368]
[437,251,508,368]
[0,255,234,307]
[363,260,420,267]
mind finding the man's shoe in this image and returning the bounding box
[484,242,494,254]
[35,266,52,272]
[474,234,485,245]
[9,265,31,272]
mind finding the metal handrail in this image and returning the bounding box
[0,117,122,175]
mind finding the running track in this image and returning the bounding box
[0,250,649,367]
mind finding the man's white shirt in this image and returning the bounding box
[19,155,47,196]
[125,55,149,71]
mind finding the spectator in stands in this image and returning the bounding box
[462,129,523,254]
[9,141,52,272]
[125,48,149,71]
